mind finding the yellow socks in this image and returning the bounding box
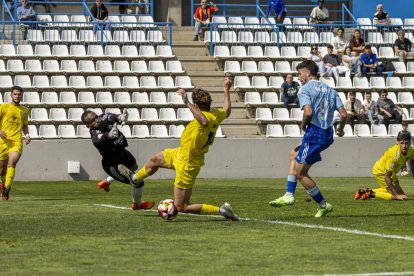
[200,204,219,215]
[134,166,149,182]
[5,167,15,188]
[373,188,392,200]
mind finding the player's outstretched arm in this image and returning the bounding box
[336,106,347,137]
[223,77,232,118]
[178,88,209,127]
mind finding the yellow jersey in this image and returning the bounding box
[177,108,227,168]
[372,144,414,176]
[0,103,29,142]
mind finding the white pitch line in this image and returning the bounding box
[299,273,414,276]
[96,204,414,242]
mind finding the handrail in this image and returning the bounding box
[342,3,357,26]
[1,0,15,40]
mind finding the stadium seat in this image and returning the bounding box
[132,125,150,138]
[354,124,371,137]
[104,76,122,88]
[244,92,261,105]
[221,31,238,43]
[392,62,406,73]
[130,30,147,43]
[150,125,168,138]
[87,45,104,57]
[158,76,175,88]
[241,61,257,73]
[122,45,138,57]
[27,29,43,43]
[34,45,51,57]
[0,60,5,72]
[212,15,227,28]
[371,124,388,137]
[122,76,140,88]
[148,60,165,73]
[123,108,140,122]
[175,76,193,89]
[57,124,76,138]
[320,77,335,88]
[342,124,354,137]
[234,76,250,89]
[166,60,183,73]
[386,77,402,88]
[264,46,280,57]
[262,92,279,104]
[140,76,157,88]
[388,124,402,137]
[292,17,310,30]
[23,92,40,104]
[39,125,57,138]
[398,92,414,104]
[61,30,78,43]
[61,60,77,73]
[367,32,384,45]
[137,15,155,27]
[16,45,33,57]
[69,76,87,88]
[117,125,132,138]
[403,77,414,88]
[224,61,240,74]
[60,92,77,105]
[0,75,13,88]
[159,108,177,122]
[96,60,112,72]
[52,45,69,57]
[150,92,167,105]
[40,92,58,105]
[269,76,284,88]
[281,46,296,57]
[7,60,24,72]
[139,45,156,57]
[105,45,122,57]
[78,60,95,73]
[303,32,319,44]
[275,61,292,73]
[113,92,131,105]
[244,16,260,29]
[238,31,254,43]
[79,30,96,43]
[383,32,397,44]
[53,14,69,25]
[131,60,148,73]
[112,60,130,73]
[284,125,301,137]
[286,32,303,44]
[227,16,244,29]
[204,31,220,43]
[258,61,274,72]
[378,47,395,58]
[353,77,370,89]
[95,30,112,43]
[247,46,264,57]
[357,18,376,30]
[214,46,230,58]
[50,76,68,88]
[86,108,102,115]
[177,108,194,121]
[255,108,272,120]
[290,108,303,121]
[27,125,38,138]
[404,18,414,30]
[25,59,42,72]
[231,46,247,57]
[42,60,59,72]
[260,17,276,29]
[252,76,268,88]
[121,15,137,24]
[270,31,286,44]
[141,108,158,121]
[156,45,174,58]
[370,77,386,88]
[14,75,31,88]
[78,91,95,104]
[96,92,113,104]
[31,108,48,121]
[132,92,149,104]
[319,32,334,43]
[147,30,165,43]
[266,124,283,137]
[253,32,270,44]
[0,44,15,56]
[297,46,311,58]
[167,92,184,105]
[113,30,130,43]
[273,108,290,121]
[69,45,86,57]
[169,125,185,138]
[49,108,67,121]
[69,108,85,122]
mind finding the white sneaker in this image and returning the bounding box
[220,203,239,221]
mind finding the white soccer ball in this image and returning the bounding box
[157,199,178,220]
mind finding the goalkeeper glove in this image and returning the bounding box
[108,122,118,139]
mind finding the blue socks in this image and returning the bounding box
[285,174,297,196]
[306,185,326,208]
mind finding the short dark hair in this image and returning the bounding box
[337,27,344,32]
[11,85,23,93]
[397,130,411,142]
[327,44,333,49]
[380,90,387,95]
[81,110,94,124]
[365,91,372,95]
[348,91,356,96]
[192,88,212,111]
[365,45,372,49]
[296,60,319,77]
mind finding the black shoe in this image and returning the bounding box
[193,35,199,41]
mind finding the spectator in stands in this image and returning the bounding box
[349,29,365,56]
[394,30,414,62]
[377,90,402,127]
[138,0,150,14]
[323,45,350,81]
[331,27,348,55]
[344,91,366,126]
[265,0,287,24]
[373,4,390,25]
[193,0,218,41]
[362,91,383,125]
[360,44,384,77]
[342,47,362,77]
[280,74,300,108]
[111,0,127,14]
[308,45,325,76]
[90,0,109,33]
[17,0,36,30]
[309,0,329,25]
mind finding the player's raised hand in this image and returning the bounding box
[178,88,189,105]
[0,130,7,140]
[119,109,128,126]
[224,77,233,90]
[108,123,118,140]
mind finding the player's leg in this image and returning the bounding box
[269,144,300,207]
[1,151,22,200]
[129,149,172,183]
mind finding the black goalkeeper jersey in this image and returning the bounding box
[89,113,128,159]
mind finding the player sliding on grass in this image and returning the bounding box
[269,60,347,218]
[355,130,413,201]
[81,110,155,210]
[118,77,239,221]
[0,86,31,201]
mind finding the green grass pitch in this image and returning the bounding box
[1,178,414,275]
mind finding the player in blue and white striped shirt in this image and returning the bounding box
[270,60,347,217]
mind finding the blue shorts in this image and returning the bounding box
[296,142,330,165]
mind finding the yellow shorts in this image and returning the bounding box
[0,140,23,160]
[373,173,397,190]
[164,147,200,190]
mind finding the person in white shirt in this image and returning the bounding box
[310,0,329,24]
[307,45,326,76]
[342,47,362,77]
[362,91,383,124]
[331,27,348,55]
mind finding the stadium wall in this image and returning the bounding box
[352,0,412,20]
[15,138,396,181]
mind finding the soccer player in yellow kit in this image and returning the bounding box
[355,130,413,201]
[0,86,30,200]
[118,77,239,221]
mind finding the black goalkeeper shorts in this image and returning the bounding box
[101,149,136,184]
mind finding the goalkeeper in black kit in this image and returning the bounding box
[81,110,155,210]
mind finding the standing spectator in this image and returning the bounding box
[377,91,402,127]
[90,0,109,33]
[323,45,350,81]
[344,91,366,127]
[280,74,300,108]
[349,29,365,56]
[331,27,348,55]
[265,0,287,24]
[342,47,362,77]
[309,0,329,24]
[394,30,414,62]
[362,92,383,125]
[193,0,218,41]
[373,4,391,25]
[111,0,127,14]
[17,0,36,30]
[360,45,384,77]
[307,45,325,76]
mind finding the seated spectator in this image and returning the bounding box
[344,91,366,126]
[377,91,402,127]
[394,30,414,62]
[265,0,287,24]
[360,45,384,77]
[362,91,383,124]
[342,47,362,76]
[331,27,348,55]
[309,0,329,24]
[193,0,218,41]
[17,0,36,29]
[349,29,365,56]
[323,45,350,81]
[307,45,325,76]
[373,4,391,25]
[280,74,300,108]
[90,0,109,33]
